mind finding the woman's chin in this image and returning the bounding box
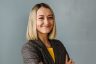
[41,31,50,34]
[38,30,51,34]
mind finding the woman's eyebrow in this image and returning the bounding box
[38,14,53,16]
[48,14,53,16]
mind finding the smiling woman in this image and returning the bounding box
[36,7,54,35]
[21,3,74,64]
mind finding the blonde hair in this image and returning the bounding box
[26,3,56,40]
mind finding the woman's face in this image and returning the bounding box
[36,7,54,34]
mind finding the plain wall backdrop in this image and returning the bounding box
[0,0,96,64]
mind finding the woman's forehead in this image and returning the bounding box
[37,7,53,16]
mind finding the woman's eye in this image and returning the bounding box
[39,17,44,20]
[48,17,53,19]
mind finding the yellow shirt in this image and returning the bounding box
[47,48,55,62]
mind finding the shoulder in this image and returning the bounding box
[21,40,43,64]
[21,40,40,53]
[51,39,64,46]
[23,40,41,47]
[22,40,36,48]
[51,39,67,50]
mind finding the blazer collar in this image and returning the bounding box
[36,39,55,64]
[41,39,61,64]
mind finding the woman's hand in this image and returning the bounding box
[65,55,75,64]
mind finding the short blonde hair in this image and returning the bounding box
[26,3,56,40]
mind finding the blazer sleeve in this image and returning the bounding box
[21,42,43,64]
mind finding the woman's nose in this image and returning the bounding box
[44,18,49,25]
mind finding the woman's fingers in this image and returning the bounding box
[66,55,68,63]
[71,59,75,64]
[65,55,75,64]
[69,59,75,64]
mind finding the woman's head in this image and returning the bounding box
[26,3,56,40]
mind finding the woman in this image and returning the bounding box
[22,3,74,64]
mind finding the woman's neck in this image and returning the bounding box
[38,33,51,48]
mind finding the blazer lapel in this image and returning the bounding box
[36,40,55,64]
[50,40,60,64]
[50,40,68,64]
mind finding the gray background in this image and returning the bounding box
[0,0,96,64]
